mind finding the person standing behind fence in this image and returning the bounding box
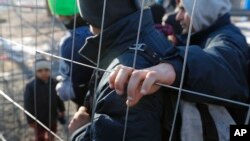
[56,17,94,108]
[24,56,65,141]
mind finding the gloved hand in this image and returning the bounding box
[56,75,75,101]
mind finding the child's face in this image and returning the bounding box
[36,69,50,81]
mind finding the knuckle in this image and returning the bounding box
[147,71,157,78]
[131,70,141,78]
[120,66,133,72]
[115,80,123,90]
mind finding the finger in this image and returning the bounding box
[108,65,122,89]
[140,71,158,95]
[78,106,87,113]
[114,66,133,95]
[127,70,147,100]
[126,89,143,107]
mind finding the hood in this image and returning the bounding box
[77,0,138,28]
[182,0,231,32]
[79,9,155,67]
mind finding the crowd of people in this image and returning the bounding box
[24,0,250,141]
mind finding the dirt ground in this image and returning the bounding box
[0,1,76,141]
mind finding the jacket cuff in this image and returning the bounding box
[162,57,183,87]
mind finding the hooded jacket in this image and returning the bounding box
[71,9,175,141]
[171,2,250,114]
[77,0,138,28]
[182,0,232,32]
[59,26,94,106]
[162,2,250,141]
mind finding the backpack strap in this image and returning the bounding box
[196,104,219,141]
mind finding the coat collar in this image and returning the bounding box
[79,9,154,65]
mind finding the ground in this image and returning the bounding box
[0,1,76,140]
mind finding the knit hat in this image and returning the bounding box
[181,0,231,32]
[35,55,51,71]
[77,0,138,28]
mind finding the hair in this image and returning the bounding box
[150,4,166,24]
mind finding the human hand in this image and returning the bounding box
[68,106,90,135]
[109,63,176,106]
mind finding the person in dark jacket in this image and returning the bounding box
[110,0,250,140]
[56,15,94,108]
[24,56,65,141]
[150,4,177,45]
[69,0,176,140]
[162,0,182,35]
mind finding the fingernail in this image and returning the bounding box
[126,100,132,106]
[127,96,133,100]
[116,90,123,95]
[140,89,147,95]
[109,84,114,89]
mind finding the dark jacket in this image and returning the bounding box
[59,26,94,106]
[72,9,175,141]
[163,13,250,140]
[24,77,65,127]
[170,14,250,107]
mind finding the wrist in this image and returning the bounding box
[158,63,176,85]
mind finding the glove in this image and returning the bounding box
[56,75,75,101]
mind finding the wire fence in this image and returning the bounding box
[0,0,250,141]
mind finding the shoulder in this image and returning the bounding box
[60,26,91,54]
[209,24,247,48]
[26,77,35,87]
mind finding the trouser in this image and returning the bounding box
[34,122,57,141]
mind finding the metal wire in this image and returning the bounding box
[89,0,107,140]
[48,0,57,140]
[1,35,250,139]
[7,0,18,136]
[66,0,79,140]
[0,90,64,141]
[19,0,25,91]
[245,107,250,124]
[1,0,250,140]
[169,0,198,140]
[0,16,5,135]
[33,0,39,135]
[1,36,250,108]
[123,1,145,141]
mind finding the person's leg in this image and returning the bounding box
[47,122,57,141]
[35,125,47,141]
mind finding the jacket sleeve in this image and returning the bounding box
[24,83,35,124]
[166,36,250,105]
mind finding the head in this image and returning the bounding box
[35,56,51,82]
[176,0,231,34]
[77,0,138,35]
[150,4,166,24]
[48,0,81,29]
